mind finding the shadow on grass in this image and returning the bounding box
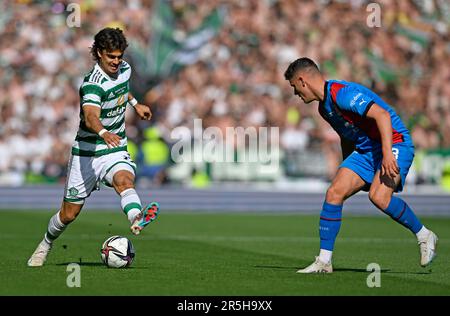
[334,268,390,273]
[255,265,432,275]
[382,270,433,275]
[253,265,388,273]
[335,268,432,275]
[254,265,300,270]
[55,262,150,269]
[55,262,104,267]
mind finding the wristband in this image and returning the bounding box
[98,129,107,137]
[128,98,138,107]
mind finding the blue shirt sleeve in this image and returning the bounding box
[335,87,375,117]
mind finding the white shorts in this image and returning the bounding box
[64,151,136,204]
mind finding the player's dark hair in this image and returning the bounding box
[90,27,128,62]
[284,57,320,80]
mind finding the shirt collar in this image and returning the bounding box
[95,62,120,81]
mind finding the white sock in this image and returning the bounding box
[127,209,141,223]
[44,210,66,245]
[319,249,333,264]
[39,239,52,250]
[416,226,430,241]
[120,188,142,223]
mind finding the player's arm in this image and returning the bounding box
[334,86,398,177]
[340,136,355,161]
[366,104,399,178]
[128,92,152,121]
[83,105,121,148]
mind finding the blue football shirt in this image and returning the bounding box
[318,80,413,152]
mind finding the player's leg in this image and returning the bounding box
[110,168,143,223]
[321,167,366,256]
[111,168,159,235]
[28,155,96,267]
[102,154,159,235]
[369,170,423,231]
[27,200,84,267]
[298,167,366,273]
[369,169,437,267]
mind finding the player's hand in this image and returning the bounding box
[134,103,152,121]
[101,131,122,148]
[381,152,399,179]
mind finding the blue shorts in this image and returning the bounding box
[340,143,415,192]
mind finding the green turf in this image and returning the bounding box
[0,210,449,295]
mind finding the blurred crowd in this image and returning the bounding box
[0,0,449,185]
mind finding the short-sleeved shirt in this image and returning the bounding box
[72,61,131,157]
[318,80,413,152]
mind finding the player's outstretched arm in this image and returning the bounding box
[128,92,152,121]
[366,103,399,178]
[83,105,122,148]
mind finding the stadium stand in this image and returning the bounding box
[0,0,449,188]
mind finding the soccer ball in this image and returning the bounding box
[101,236,135,268]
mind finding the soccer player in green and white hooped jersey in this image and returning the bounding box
[28,28,160,267]
[75,59,132,157]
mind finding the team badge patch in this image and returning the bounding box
[68,187,79,197]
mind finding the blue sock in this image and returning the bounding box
[383,196,423,234]
[319,202,343,251]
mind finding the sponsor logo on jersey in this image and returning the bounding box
[117,94,125,105]
[106,104,126,117]
[107,87,127,100]
[115,86,127,95]
[350,93,363,107]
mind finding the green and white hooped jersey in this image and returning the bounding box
[73,60,131,157]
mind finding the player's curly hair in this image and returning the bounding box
[284,57,320,80]
[90,27,128,62]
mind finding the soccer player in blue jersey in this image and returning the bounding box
[284,57,438,273]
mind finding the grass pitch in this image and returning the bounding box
[0,210,449,296]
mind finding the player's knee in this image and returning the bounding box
[60,213,76,224]
[113,172,135,193]
[60,205,81,224]
[114,182,134,194]
[368,190,390,210]
[325,186,346,204]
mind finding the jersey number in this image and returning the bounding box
[392,148,399,160]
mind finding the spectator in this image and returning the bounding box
[0,0,449,184]
[138,127,170,186]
